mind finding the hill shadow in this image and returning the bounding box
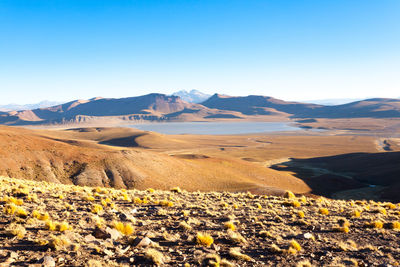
[270,151,400,202]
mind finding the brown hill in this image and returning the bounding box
[201,94,320,116]
[301,98,400,118]
[202,94,400,119]
[0,126,310,195]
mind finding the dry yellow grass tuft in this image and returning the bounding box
[284,190,296,199]
[112,221,135,236]
[229,247,253,261]
[91,204,103,214]
[5,223,26,238]
[319,208,329,215]
[144,248,165,265]
[224,221,236,231]
[196,232,214,247]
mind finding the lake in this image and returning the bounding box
[126,121,302,135]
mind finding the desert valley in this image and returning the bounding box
[2,1,400,266]
[1,93,400,266]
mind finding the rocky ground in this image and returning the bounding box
[1,176,400,266]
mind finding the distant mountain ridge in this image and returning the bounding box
[0,100,62,112]
[0,93,399,125]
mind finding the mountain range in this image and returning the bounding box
[0,93,399,126]
[0,100,62,112]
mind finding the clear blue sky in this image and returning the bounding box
[0,0,399,104]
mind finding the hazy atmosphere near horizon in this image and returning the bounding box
[0,0,399,105]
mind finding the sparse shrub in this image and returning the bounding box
[333,225,350,233]
[350,210,361,218]
[182,210,190,217]
[296,260,313,267]
[269,243,282,254]
[227,229,246,243]
[338,218,350,227]
[49,235,70,251]
[385,221,400,229]
[284,191,296,199]
[289,239,302,252]
[3,203,17,215]
[196,232,214,247]
[171,187,182,193]
[5,223,26,238]
[365,220,384,229]
[291,200,301,207]
[91,204,103,214]
[224,221,236,231]
[201,254,220,267]
[85,195,95,201]
[159,200,174,207]
[32,210,50,221]
[297,210,305,218]
[385,203,396,210]
[112,221,134,235]
[229,247,253,261]
[178,221,192,231]
[144,248,165,265]
[318,208,329,215]
[45,220,56,231]
[259,230,273,238]
[56,221,70,232]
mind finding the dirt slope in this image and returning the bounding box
[0,126,310,194]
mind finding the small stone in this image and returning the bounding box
[85,234,97,242]
[104,249,114,256]
[133,237,152,247]
[105,227,122,240]
[130,208,138,214]
[42,256,56,267]
[304,233,314,239]
[93,227,112,240]
[117,246,131,255]
[9,252,18,259]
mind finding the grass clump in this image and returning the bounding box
[91,204,103,214]
[144,248,165,266]
[159,200,174,207]
[32,210,50,221]
[178,221,192,231]
[112,221,135,236]
[333,225,350,233]
[48,235,70,251]
[385,221,400,229]
[224,221,236,231]
[297,210,305,218]
[229,247,253,261]
[284,190,296,199]
[227,230,246,243]
[365,220,384,229]
[196,232,214,247]
[318,208,329,215]
[5,223,26,238]
[170,187,182,193]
